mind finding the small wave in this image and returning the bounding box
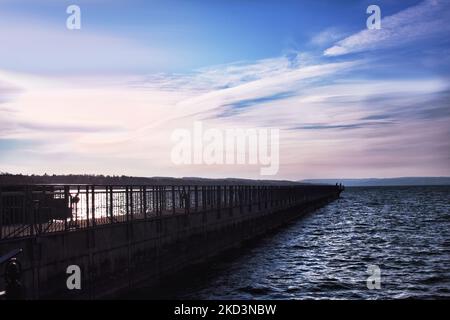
[290,244,310,250]
[238,285,271,295]
[312,280,354,291]
[420,276,448,285]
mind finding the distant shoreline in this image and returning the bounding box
[301,177,450,187]
[341,184,450,188]
[1,174,449,187]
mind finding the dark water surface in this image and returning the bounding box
[135,186,450,299]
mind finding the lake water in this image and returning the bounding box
[132,186,450,299]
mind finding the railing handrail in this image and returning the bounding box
[0,248,22,265]
[0,184,342,240]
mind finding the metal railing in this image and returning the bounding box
[0,184,341,240]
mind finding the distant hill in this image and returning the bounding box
[301,177,450,187]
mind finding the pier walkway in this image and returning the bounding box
[0,183,343,299]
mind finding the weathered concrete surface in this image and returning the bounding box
[0,188,340,299]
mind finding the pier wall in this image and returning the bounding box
[0,184,341,299]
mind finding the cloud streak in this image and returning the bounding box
[324,0,450,56]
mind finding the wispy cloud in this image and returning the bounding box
[0,80,22,104]
[324,0,450,56]
[310,27,347,46]
[290,121,395,131]
[217,91,295,118]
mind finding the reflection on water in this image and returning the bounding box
[132,186,450,299]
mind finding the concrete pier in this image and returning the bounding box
[0,184,342,299]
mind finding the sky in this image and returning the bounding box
[0,0,449,179]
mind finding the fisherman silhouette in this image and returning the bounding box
[69,192,80,228]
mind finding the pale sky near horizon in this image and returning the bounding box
[0,0,449,180]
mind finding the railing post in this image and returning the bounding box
[264,186,268,209]
[270,187,273,207]
[277,186,280,206]
[130,186,134,220]
[195,186,198,212]
[172,186,175,215]
[163,186,167,213]
[202,186,206,211]
[161,186,164,215]
[223,186,227,209]
[217,186,221,218]
[109,186,114,222]
[91,185,96,227]
[239,186,243,214]
[210,186,214,207]
[293,187,296,204]
[187,186,191,214]
[75,185,80,225]
[258,186,261,210]
[247,186,250,212]
[143,186,147,219]
[27,186,33,237]
[105,186,108,222]
[156,186,160,216]
[158,186,161,216]
[245,186,250,211]
[229,186,233,212]
[0,186,2,239]
[242,186,245,211]
[295,187,298,203]
[207,186,211,207]
[22,186,28,235]
[161,186,165,214]
[160,186,162,214]
[151,186,155,214]
[275,186,278,207]
[37,189,43,234]
[64,186,69,231]
[125,186,130,221]
[85,185,90,227]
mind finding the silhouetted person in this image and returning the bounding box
[4,258,24,300]
[70,192,80,226]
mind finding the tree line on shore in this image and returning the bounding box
[0,173,303,186]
